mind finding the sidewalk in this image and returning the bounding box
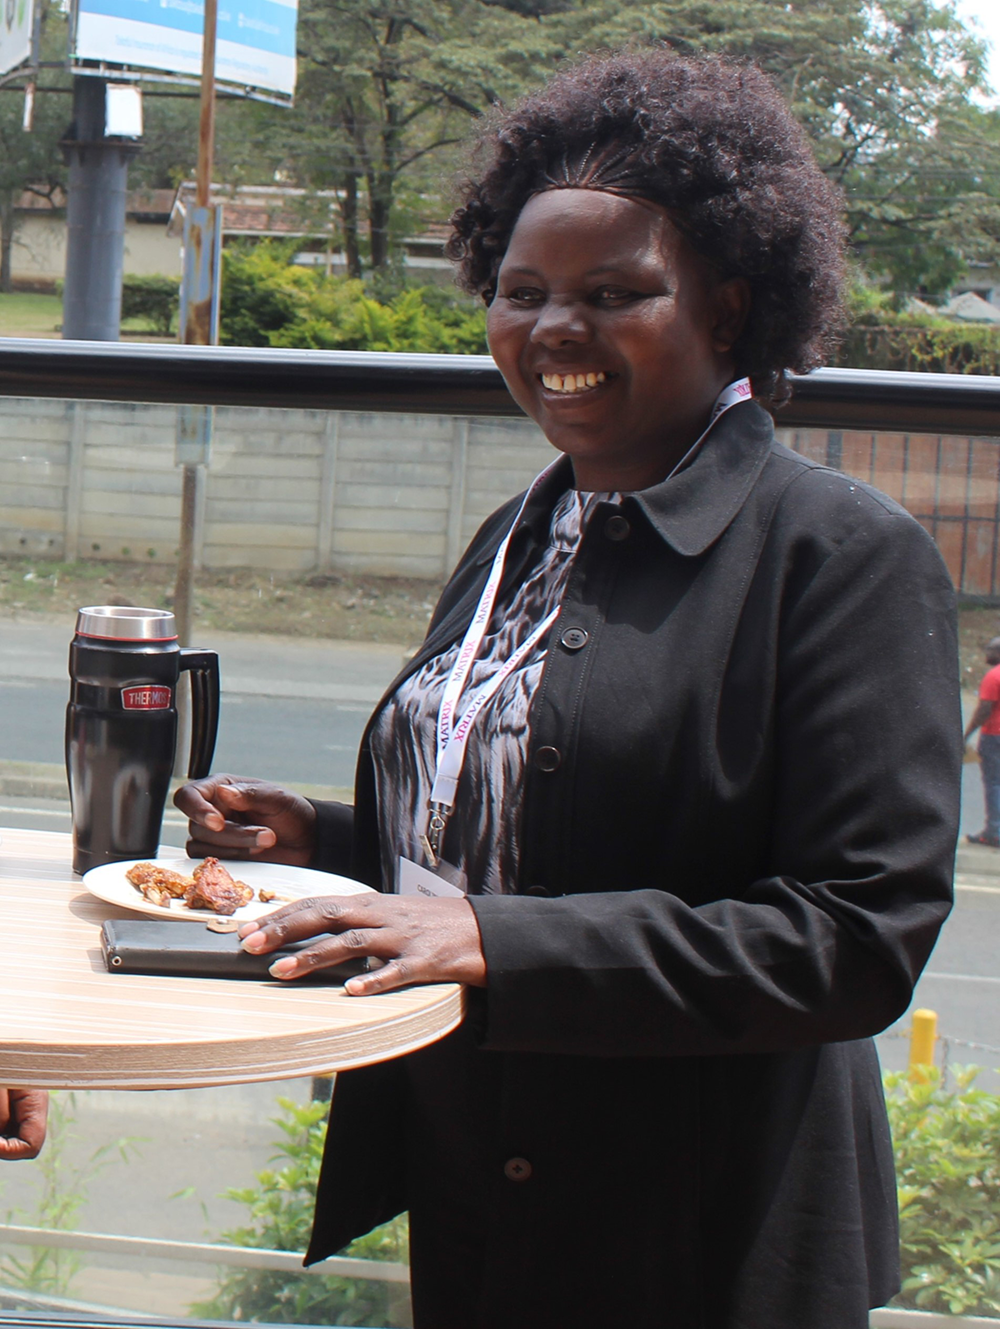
[955,840,1000,887]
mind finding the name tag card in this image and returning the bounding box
[398,856,467,899]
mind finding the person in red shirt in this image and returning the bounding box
[965,636,1000,846]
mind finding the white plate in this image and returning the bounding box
[83,856,373,923]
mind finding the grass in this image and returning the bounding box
[0,551,994,675]
[0,555,440,646]
[0,290,174,341]
[0,292,62,338]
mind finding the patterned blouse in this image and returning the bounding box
[369,488,621,895]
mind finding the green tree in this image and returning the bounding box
[253,0,559,273]
[0,1,70,292]
[550,0,1000,296]
[251,0,1000,291]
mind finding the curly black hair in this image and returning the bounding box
[447,51,846,401]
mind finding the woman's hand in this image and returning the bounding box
[238,894,487,994]
[174,775,317,865]
[0,1089,48,1160]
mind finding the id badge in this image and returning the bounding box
[398,855,467,899]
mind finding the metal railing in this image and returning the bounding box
[1,338,1000,435]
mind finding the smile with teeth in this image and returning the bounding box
[540,371,608,393]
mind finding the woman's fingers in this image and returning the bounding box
[175,776,275,828]
[173,777,228,831]
[237,895,487,992]
[174,776,317,865]
[238,895,356,949]
[185,821,277,856]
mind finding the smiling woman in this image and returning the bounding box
[175,49,962,1329]
[485,190,749,489]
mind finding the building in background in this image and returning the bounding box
[6,187,178,288]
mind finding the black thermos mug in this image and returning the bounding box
[66,606,220,875]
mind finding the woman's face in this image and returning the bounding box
[486,189,749,491]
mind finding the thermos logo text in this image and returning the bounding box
[121,686,172,710]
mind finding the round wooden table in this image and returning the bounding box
[0,827,465,1090]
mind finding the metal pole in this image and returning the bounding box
[61,77,140,341]
[172,0,220,774]
[196,0,217,213]
[173,0,219,663]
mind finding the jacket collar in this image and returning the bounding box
[518,398,775,558]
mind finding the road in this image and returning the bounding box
[0,677,372,791]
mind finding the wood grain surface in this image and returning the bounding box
[0,827,464,1089]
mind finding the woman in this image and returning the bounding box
[177,52,961,1329]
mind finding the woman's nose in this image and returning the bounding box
[529,298,592,345]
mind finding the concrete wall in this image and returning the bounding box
[0,396,997,593]
[9,216,182,286]
[0,397,553,580]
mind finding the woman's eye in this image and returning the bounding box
[505,288,545,306]
[592,287,637,305]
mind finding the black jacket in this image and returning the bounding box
[304,401,961,1329]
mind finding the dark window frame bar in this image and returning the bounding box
[1,340,1000,436]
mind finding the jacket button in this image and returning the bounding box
[604,514,631,541]
[504,1157,532,1182]
[526,885,550,897]
[534,746,561,772]
[560,627,588,651]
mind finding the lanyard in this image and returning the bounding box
[419,376,752,866]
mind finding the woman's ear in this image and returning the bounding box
[711,277,751,354]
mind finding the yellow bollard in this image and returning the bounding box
[908,1008,938,1081]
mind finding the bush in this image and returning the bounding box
[886,1066,1000,1318]
[120,275,179,336]
[191,1097,411,1327]
[839,275,1000,374]
[839,321,1000,374]
[219,242,487,354]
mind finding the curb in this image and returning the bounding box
[0,762,68,802]
[0,762,351,807]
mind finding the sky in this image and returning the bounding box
[952,0,1000,95]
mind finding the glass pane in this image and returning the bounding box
[0,393,997,1325]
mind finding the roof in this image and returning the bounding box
[167,182,340,238]
[15,187,175,218]
[943,291,1000,323]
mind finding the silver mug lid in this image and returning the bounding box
[75,606,178,642]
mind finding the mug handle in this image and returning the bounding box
[178,649,220,779]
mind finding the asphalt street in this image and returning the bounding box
[0,676,372,791]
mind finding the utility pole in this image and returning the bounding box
[173,0,222,652]
[61,76,141,340]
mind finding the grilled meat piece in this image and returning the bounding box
[126,862,194,898]
[141,883,174,909]
[184,857,254,915]
[258,888,292,904]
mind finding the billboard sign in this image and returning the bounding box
[0,0,33,76]
[73,0,296,97]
